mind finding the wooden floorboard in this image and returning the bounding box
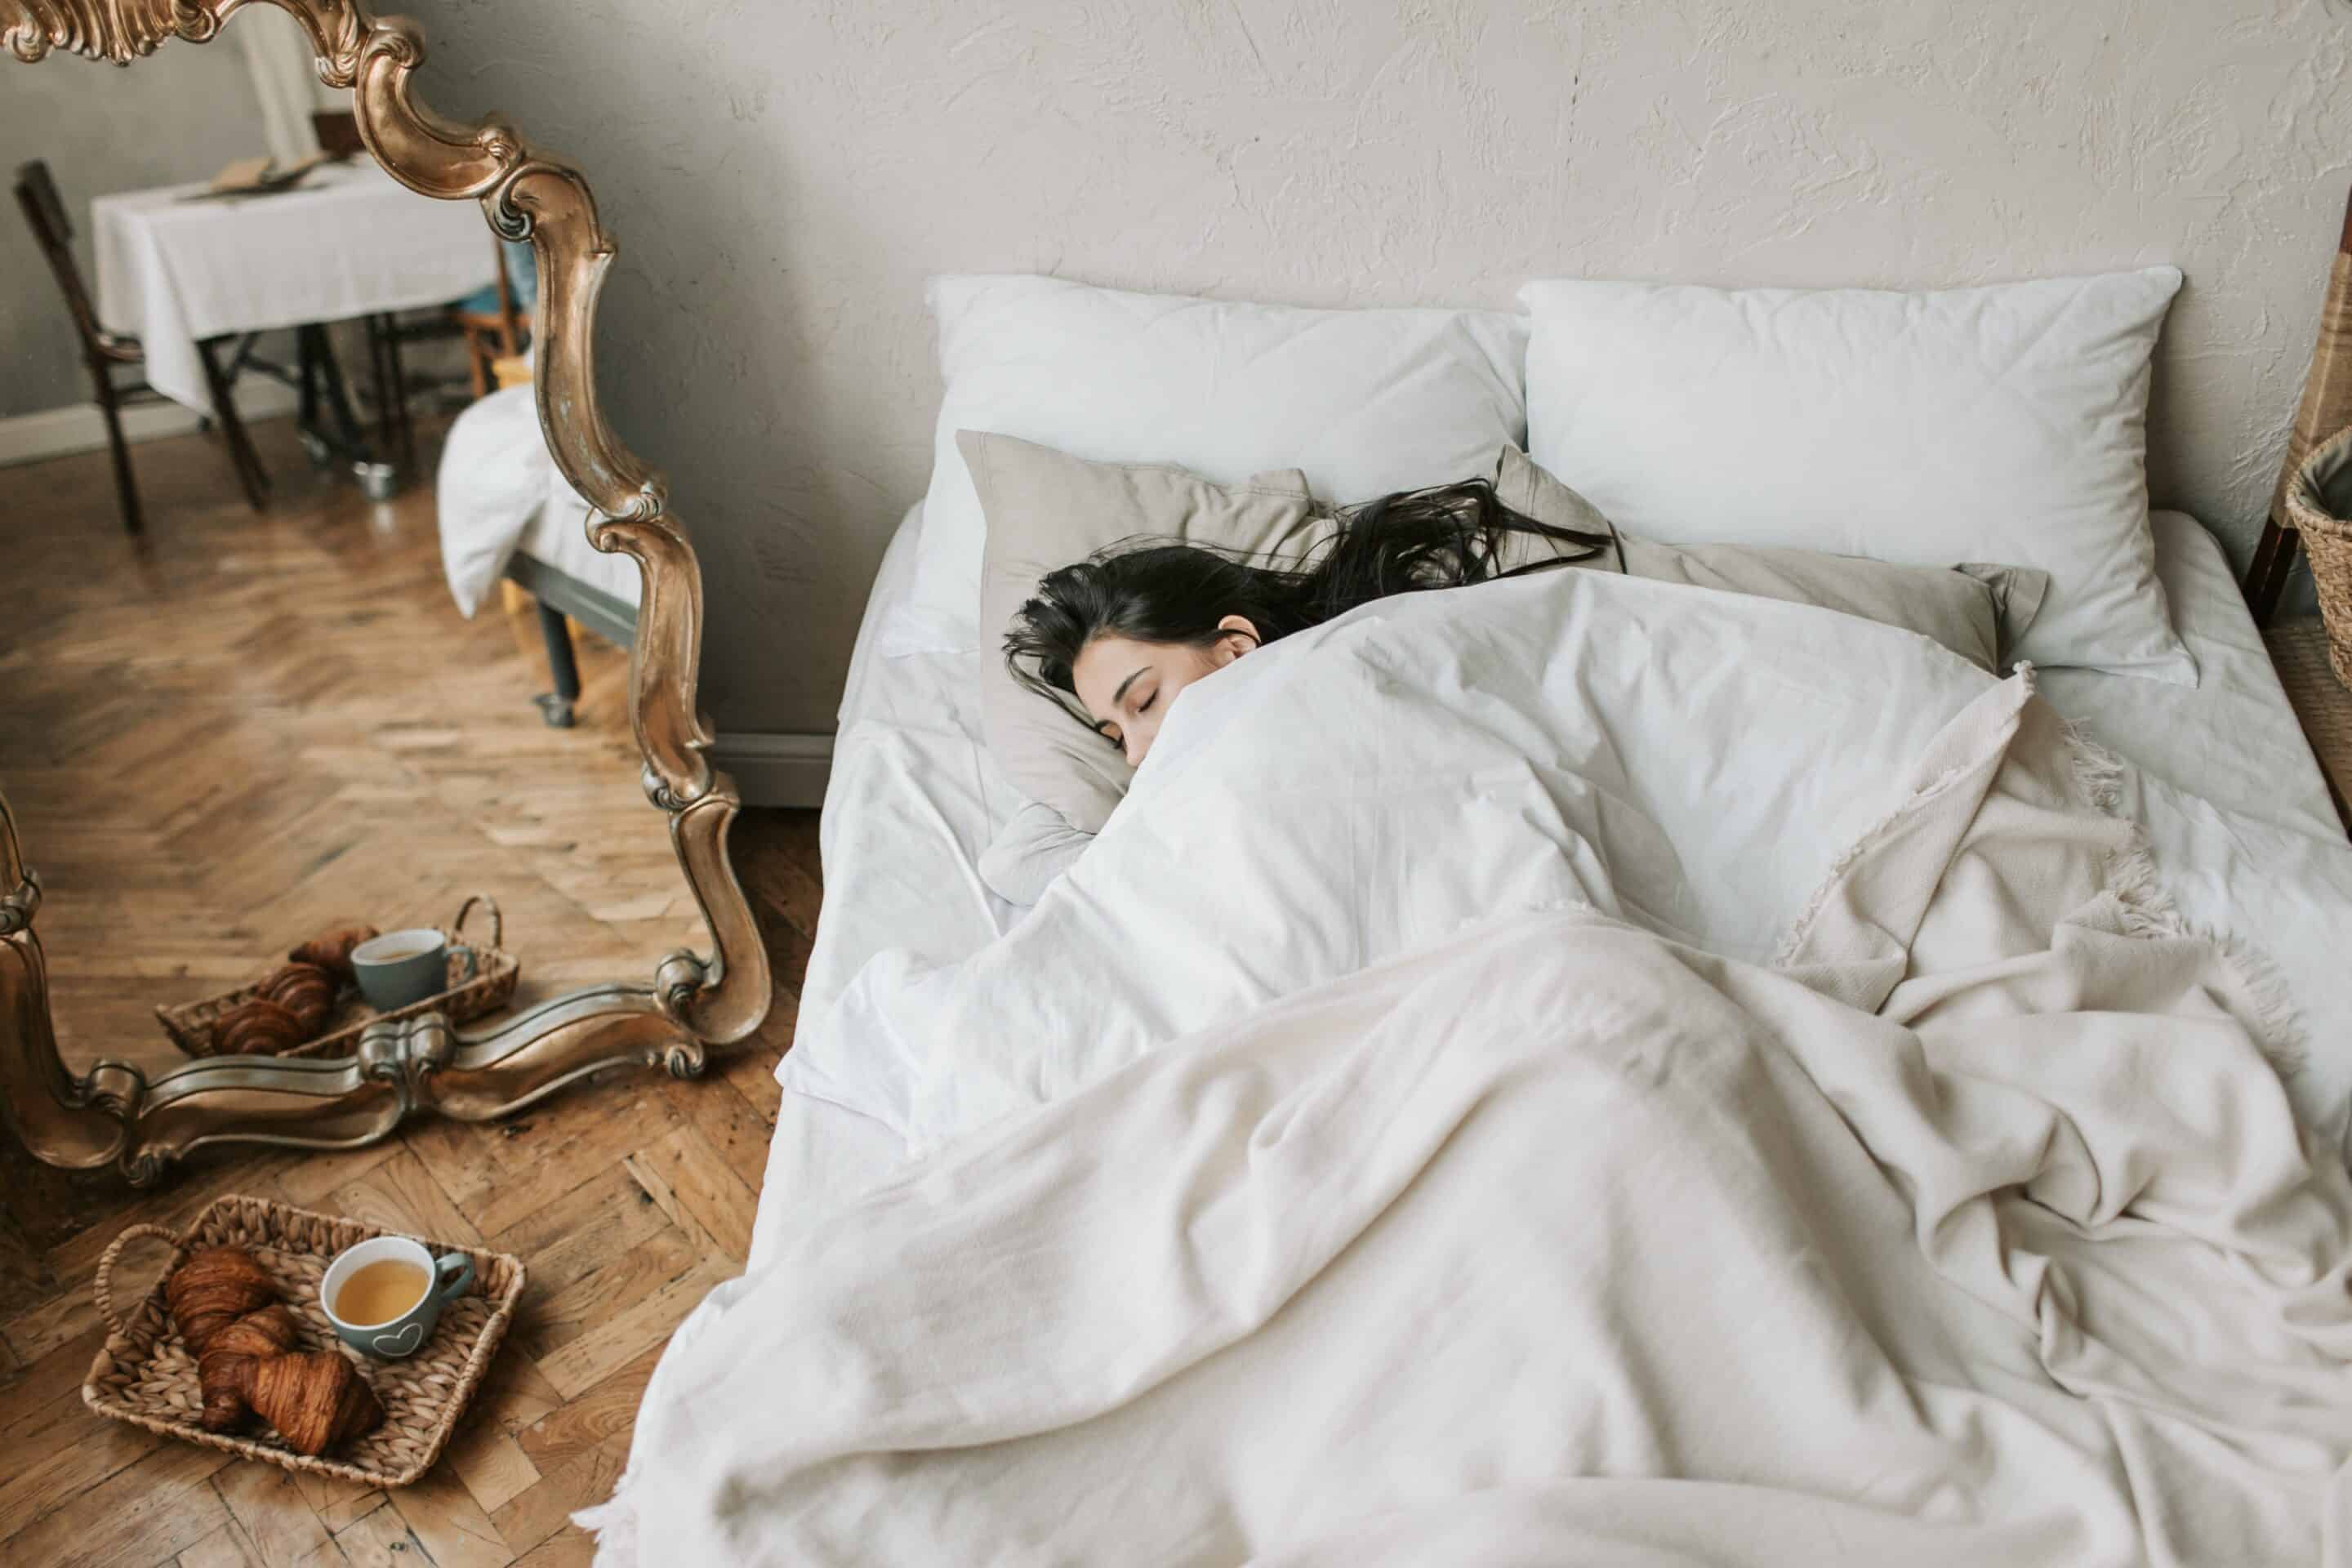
[1,417,822,1565]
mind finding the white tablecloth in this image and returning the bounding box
[91,162,497,413]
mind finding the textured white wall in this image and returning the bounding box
[397,0,2352,737]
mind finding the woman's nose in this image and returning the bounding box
[1125,732,1150,767]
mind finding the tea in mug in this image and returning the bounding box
[335,1258,428,1325]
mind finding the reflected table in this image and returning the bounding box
[91,160,496,494]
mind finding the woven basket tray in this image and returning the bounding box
[158,896,518,1060]
[82,1195,526,1487]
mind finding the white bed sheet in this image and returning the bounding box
[749,508,2347,1268]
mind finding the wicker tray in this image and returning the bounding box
[82,1195,526,1487]
[158,895,518,1059]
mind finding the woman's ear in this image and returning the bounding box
[1213,614,1261,666]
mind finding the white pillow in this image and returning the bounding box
[1517,270,2194,684]
[881,274,1527,655]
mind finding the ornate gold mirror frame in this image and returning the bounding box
[2,0,771,1184]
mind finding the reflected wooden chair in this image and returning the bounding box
[11,158,270,535]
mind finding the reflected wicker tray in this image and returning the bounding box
[157,896,516,1059]
[82,1195,526,1488]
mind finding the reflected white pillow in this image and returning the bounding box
[882,274,1527,656]
[1518,269,2194,684]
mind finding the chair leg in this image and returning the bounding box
[91,372,143,537]
[196,336,270,510]
[466,327,492,402]
[533,598,581,728]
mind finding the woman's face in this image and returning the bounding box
[1072,616,1258,768]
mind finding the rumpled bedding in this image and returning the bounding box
[585,648,2352,1566]
[786,568,2029,1152]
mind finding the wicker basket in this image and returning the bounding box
[158,895,518,1060]
[2284,423,2352,690]
[82,1195,526,1487]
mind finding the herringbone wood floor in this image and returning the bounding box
[1,418,822,1566]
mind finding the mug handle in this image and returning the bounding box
[448,942,478,984]
[433,1251,475,1303]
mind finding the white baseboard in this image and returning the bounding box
[0,382,302,470]
[710,731,835,809]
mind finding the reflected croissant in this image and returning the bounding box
[166,1246,384,1455]
[257,962,336,1036]
[215,996,306,1057]
[288,924,379,981]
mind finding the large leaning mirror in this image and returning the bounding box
[2,0,771,1191]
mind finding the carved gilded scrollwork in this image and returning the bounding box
[0,0,774,1183]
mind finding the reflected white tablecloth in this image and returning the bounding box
[91,162,497,413]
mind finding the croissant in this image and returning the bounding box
[288,924,379,981]
[164,1247,385,1456]
[243,1349,385,1456]
[214,996,305,1057]
[164,1246,278,1353]
[195,1302,297,1431]
[257,962,336,1036]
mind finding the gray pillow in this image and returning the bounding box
[969,430,1322,836]
[1495,447,2048,675]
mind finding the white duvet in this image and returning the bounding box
[787,569,2034,1150]
[588,615,2352,1564]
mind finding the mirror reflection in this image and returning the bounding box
[2,8,684,1085]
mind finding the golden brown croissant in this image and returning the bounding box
[287,924,379,981]
[214,996,306,1057]
[256,962,336,1036]
[195,1302,298,1431]
[164,1246,279,1353]
[164,1246,385,1455]
[244,1350,384,1455]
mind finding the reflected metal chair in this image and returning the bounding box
[11,158,270,534]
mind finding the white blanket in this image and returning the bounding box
[787,568,2018,1151]
[589,670,2352,1566]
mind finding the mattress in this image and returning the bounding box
[748,509,2347,1267]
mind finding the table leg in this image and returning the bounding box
[195,336,270,511]
[383,317,415,468]
[296,322,402,497]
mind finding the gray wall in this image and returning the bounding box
[394,0,2352,739]
[0,42,270,419]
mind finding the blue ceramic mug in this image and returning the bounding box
[351,929,476,1013]
[318,1235,474,1359]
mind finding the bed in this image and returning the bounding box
[435,383,640,725]
[749,503,2352,1262]
[584,273,2352,1566]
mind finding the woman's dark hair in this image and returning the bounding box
[1005,477,1614,719]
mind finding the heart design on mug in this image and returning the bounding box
[372,1321,425,1356]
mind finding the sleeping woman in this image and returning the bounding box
[976,478,1613,906]
[1005,478,1615,768]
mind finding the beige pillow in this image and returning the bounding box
[1495,447,2047,675]
[974,432,2050,836]
[969,430,1323,835]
